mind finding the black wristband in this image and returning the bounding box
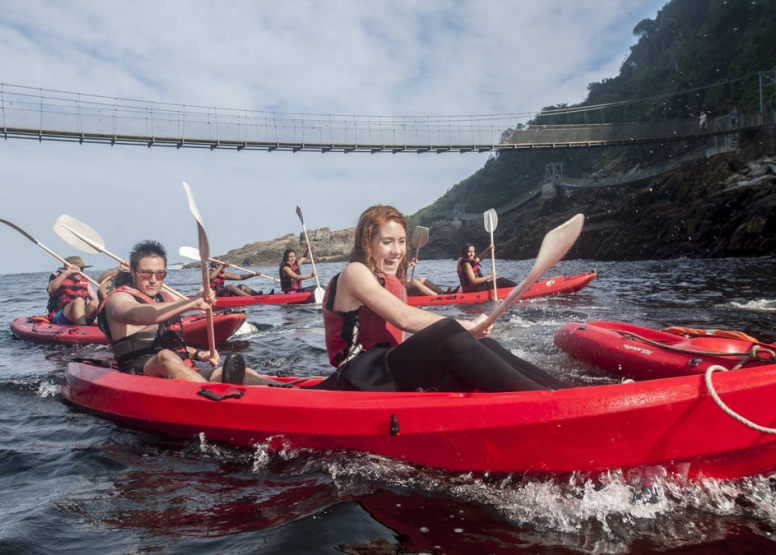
[193,349,202,361]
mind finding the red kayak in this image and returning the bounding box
[10,311,247,349]
[200,290,315,308]
[407,271,596,307]
[554,320,776,381]
[61,359,776,480]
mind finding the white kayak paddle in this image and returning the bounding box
[472,213,585,335]
[483,208,499,301]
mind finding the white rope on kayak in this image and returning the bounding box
[704,365,776,434]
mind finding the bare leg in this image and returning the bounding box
[209,366,284,385]
[410,278,450,296]
[227,284,252,296]
[63,297,89,325]
[85,300,99,323]
[143,349,207,382]
[238,284,261,295]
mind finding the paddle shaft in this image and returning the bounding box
[296,208,323,290]
[409,244,421,283]
[489,229,498,301]
[210,256,281,282]
[408,226,429,284]
[0,219,101,287]
[473,213,585,334]
[486,211,498,301]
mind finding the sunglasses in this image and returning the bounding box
[136,269,167,280]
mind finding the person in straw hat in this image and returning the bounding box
[46,255,99,326]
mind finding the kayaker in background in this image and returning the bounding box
[310,205,566,393]
[279,248,318,293]
[209,262,262,297]
[406,259,459,297]
[46,255,99,326]
[98,240,280,385]
[96,261,131,285]
[457,242,517,293]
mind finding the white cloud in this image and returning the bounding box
[0,0,665,273]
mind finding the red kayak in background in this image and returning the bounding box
[10,311,247,349]
[407,270,596,307]
[61,359,776,480]
[201,290,316,308]
[554,320,776,381]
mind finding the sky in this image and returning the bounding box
[1,0,666,274]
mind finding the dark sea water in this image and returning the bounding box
[2,257,776,555]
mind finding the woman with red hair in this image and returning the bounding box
[312,205,565,393]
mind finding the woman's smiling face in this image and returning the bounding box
[370,220,406,275]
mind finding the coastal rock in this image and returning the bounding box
[213,228,354,267]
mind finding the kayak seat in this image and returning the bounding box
[677,336,754,354]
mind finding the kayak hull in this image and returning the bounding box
[553,320,776,381]
[407,271,596,307]
[204,290,315,308]
[10,312,246,349]
[61,360,776,480]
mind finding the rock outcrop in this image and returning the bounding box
[213,227,354,267]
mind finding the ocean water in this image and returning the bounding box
[2,257,776,554]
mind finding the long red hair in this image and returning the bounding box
[350,205,408,280]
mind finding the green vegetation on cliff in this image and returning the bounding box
[410,0,776,227]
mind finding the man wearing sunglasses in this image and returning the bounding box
[97,239,277,384]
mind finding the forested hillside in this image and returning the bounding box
[409,0,776,227]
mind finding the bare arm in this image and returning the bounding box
[281,265,315,281]
[106,290,210,326]
[336,262,488,337]
[97,262,130,284]
[47,266,80,295]
[223,271,255,281]
[209,264,224,281]
[477,244,493,262]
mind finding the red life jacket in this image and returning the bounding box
[47,272,91,319]
[97,285,192,373]
[456,257,481,293]
[210,269,226,296]
[323,272,405,368]
[280,262,301,292]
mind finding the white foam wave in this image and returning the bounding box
[729,299,776,312]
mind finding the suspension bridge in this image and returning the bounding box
[1,75,773,154]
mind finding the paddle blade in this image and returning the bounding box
[314,286,325,304]
[178,245,202,261]
[483,209,498,232]
[53,214,105,254]
[411,226,430,249]
[295,206,305,227]
[476,213,585,331]
[182,181,210,261]
[182,181,218,362]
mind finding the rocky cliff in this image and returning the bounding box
[498,128,776,261]
[213,128,776,265]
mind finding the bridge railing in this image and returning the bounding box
[1,83,768,152]
[0,83,516,151]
